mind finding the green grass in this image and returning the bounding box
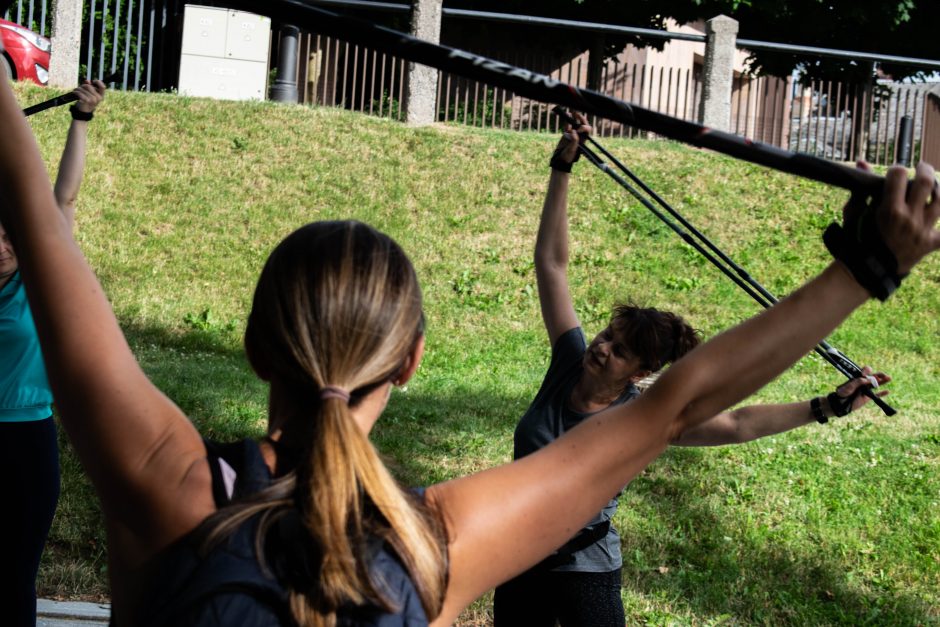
[15,83,940,625]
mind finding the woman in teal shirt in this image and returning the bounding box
[0,78,105,627]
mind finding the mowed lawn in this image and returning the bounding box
[15,82,940,625]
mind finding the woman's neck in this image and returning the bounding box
[0,269,15,291]
[568,376,623,414]
[264,380,393,473]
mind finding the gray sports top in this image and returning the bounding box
[513,327,638,573]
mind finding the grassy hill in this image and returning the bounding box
[16,82,939,625]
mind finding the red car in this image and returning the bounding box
[0,17,50,85]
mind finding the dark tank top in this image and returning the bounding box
[127,439,429,626]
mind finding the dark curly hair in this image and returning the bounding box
[609,303,701,373]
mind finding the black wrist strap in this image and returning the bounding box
[549,143,580,173]
[69,104,93,121]
[827,390,860,418]
[822,209,906,301]
[810,397,828,424]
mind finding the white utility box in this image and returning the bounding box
[178,5,271,101]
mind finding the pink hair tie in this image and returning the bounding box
[320,386,351,403]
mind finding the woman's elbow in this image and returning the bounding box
[670,401,701,442]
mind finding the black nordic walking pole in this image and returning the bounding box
[551,107,896,416]
[556,114,895,416]
[22,71,121,117]
[225,0,885,196]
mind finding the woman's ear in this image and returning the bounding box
[396,334,425,385]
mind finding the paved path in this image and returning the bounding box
[37,600,110,626]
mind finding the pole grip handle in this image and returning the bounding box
[864,387,896,416]
[22,71,121,117]
[553,105,583,130]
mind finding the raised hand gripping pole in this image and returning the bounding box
[552,106,896,416]
[22,71,120,117]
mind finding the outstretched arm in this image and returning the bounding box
[0,69,211,562]
[672,368,890,446]
[53,80,106,229]
[535,114,590,346]
[428,164,940,625]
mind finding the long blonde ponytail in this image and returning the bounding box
[288,395,446,624]
[206,221,447,625]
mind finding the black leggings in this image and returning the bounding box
[493,566,624,627]
[0,417,60,627]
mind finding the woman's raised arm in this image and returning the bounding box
[428,163,940,625]
[0,78,211,557]
[534,115,591,346]
[53,80,106,228]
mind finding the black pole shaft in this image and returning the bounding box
[224,0,886,196]
[22,71,122,117]
[585,134,865,366]
[896,115,914,167]
[22,93,79,117]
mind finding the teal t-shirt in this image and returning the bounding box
[0,272,53,422]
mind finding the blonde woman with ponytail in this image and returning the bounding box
[1,69,939,626]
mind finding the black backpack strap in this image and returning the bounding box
[203,438,274,506]
[203,439,232,507]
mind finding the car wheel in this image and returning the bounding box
[1,54,14,81]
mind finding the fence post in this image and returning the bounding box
[780,75,794,149]
[587,36,604,92]
[923,91,940,168]
[49,0,83,88]
[403,0,442,126]
[697,15,738,132]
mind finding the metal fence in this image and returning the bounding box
[3,0,185,91]
[291,32,934,167]
[787,79,929,165]
[3,0,51,35]
[294,31,409,119]
[79,0,185,91]
[4,0,937,166]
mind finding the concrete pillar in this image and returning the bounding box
[48,0,83,88]
[697,15,738,132]
[403,0,442,126]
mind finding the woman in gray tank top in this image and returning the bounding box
[494,113,891,627]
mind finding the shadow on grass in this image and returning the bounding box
[42,317,524,598]
[42,322,936,623]
[619,446,935,625]
[41,319,263,599]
